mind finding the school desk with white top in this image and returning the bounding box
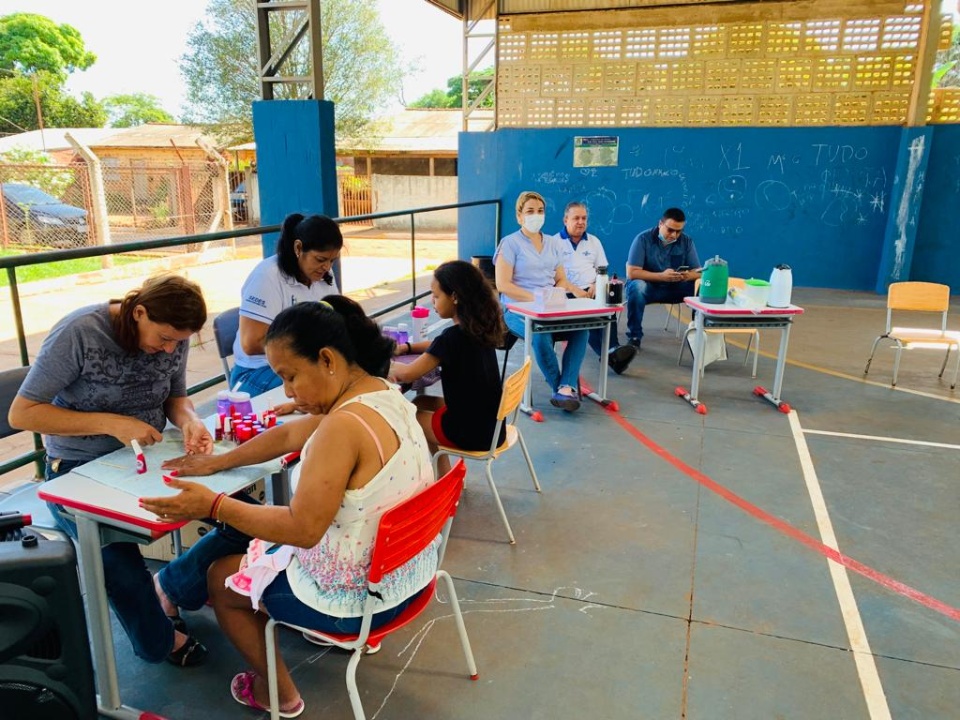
[37,389,286,720]
[678,297,805,414]
[505,298,624,419]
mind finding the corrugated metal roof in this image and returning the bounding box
[0,128,113,154]
[0,124,219,154]
[341,109,463,154]
[89,124,217,149]
[229,108,485,155]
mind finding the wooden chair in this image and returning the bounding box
[864,281,960,388]
[432,357,540,544]
[264,460,477,720]
[213,306,241,380]
[678,278,760,377]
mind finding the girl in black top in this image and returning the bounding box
[390,260,506,474]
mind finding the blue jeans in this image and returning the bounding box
[45,458,251,663]
[625,279,695,343]
[503,309,588,393]
[230,364,282,396]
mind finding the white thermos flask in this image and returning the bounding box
[594,266,609,302]
[768,264,793,307]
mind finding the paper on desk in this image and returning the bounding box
[71,431,277,499]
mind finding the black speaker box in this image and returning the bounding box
[0,529,96,720]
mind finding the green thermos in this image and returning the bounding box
[699,255,729,304]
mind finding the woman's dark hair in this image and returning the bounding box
[275,213,344,285]
[434,260,505,348]
[265,295,393,377]
[113,274,207,354]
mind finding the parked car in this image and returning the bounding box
[230,181,247,222]
[0,183,90,247]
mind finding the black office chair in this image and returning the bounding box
[213,307,241,380]
[0,366,30,442]
[0,365,68,538]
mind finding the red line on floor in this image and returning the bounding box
[583,381,960,624]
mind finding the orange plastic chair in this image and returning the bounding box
[678,278,760,377]
[864,281,960,388]
[432,357,541,544]
[264,460,477,720]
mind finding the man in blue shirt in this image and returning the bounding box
[624,207,702,348]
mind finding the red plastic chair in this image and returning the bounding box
[264,460,477,720]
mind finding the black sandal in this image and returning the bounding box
[168,615,187,634]
[166,635,208,667]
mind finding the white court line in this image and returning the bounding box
[788,411,892,720]
[803,428,960,451]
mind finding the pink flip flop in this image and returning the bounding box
[230,671,305,718]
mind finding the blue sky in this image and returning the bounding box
[9,0,463,118]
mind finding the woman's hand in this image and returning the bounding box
[140,475,216,521]
[273,401,300,416]
[109,417,164,447]
[181,419,214,455]
[161,453,228,476]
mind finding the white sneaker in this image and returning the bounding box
[301,631,380,654]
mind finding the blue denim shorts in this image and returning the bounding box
[261,572,427,635]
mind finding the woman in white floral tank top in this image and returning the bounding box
[141,296,436,718]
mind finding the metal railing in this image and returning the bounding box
[0,198,501,478]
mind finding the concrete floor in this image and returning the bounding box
[3,283,959,719]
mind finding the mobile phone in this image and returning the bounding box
[676,265,689,273]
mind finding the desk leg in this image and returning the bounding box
[75,515,154,720]
[675,311,708,414]
[753,323,793,413]
[519,316,544,421]
[584,315,616,409]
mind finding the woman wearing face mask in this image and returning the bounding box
[494,191,589,412]
[231,213,343,397]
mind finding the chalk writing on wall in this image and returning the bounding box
[529,137,891,242]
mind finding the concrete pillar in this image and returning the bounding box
[251,99,340,258]
[874,127,933,293]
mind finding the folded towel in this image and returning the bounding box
[226,537,296,610]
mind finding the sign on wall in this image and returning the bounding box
[574,136,619,168]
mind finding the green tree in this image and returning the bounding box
[410,67,494,109]
[934,25,960,87]
[179,0,404,142]
[0,13,96,81]
[0,71,105,134]
[0,147,73,197]
[103,93,175,127]
[409,88,455,109]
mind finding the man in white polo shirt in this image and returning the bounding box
[557,201,637,375]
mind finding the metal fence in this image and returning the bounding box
[337,172,372,224]
[0,198,500,478]
[0,160,231,251]
[0,164,92,250]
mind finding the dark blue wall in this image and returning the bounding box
[915,125,960,286]
[460,126,912,291]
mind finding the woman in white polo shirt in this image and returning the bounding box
[231,213,343,395]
